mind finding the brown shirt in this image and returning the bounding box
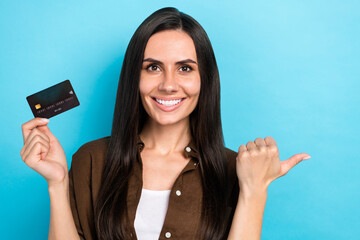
[69,136,240,240]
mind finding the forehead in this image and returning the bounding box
[143,30,197,62]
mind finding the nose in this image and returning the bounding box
[158,71,179,93]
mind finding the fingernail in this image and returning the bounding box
[303,155,311,160]
[41,118,49,123]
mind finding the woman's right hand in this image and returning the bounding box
[20,118,68,186]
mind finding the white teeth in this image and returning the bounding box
[155,98,182,106]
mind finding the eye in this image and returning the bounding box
[179,65,193,72]
[145,64,161,72]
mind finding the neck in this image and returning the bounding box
[140,117,192,155]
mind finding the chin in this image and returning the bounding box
[153,115,188,126]
[156,118,182,126]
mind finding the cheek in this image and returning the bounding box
[192,79,201,107]
[184,77,201,98]
[139,77,147,95]
[139,76,154,99]
[139,78,151,110]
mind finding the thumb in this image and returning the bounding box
[36,124,58,142]
[280,153,311,176]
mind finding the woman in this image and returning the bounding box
[20,7,311,240]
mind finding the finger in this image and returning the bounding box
[21,128,50,156]
[22,135,50,162]
[238,144,247,153]
[21,127,50,153]
[264,136,279,154]
[21,134,50,162]
[21,118,50,144]
[246,141,257,151]
[264,136,278,149]
[23,141,49,167]
[254,137,267,150]
[279,153,311,176]
[36,124,57,142]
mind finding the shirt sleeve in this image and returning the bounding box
[69,165,86,240]
[225,147,240,208]
[69,145,96,240]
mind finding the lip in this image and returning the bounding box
[151,97,186,112]
[152,96,185,101]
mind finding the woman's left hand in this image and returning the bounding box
[236,136,311,195]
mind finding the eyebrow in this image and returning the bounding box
[142,58,198,65]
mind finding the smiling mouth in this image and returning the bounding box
[152,97,185,106]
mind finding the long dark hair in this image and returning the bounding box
[95,7,228,240]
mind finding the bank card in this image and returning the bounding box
[26,80,80,118]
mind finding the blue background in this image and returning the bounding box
[1,0,359,239]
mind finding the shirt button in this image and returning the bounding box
[176,190,181,196]
[185,147,191,152]
[165,232,172,238]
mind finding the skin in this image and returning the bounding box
[139,29,201,190]
[20,29,311,240]
[20,118,79,240]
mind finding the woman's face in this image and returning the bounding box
[139,30,201,126]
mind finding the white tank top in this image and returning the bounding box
[134,188,171,240]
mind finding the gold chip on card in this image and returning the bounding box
[35,104,41,109]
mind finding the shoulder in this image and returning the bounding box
[223,146,240,207]
[73,136,110,157]
[70,136,110,177]
[223,146,238,178]
[72,136,110,161]
[224,147,238,163]
[69,137,110,239]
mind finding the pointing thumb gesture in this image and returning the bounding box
[236,136,311,194]
[279,153,311,177]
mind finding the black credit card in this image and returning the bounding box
[26,80,80,118]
